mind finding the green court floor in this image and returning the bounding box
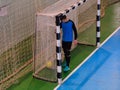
[8,2,120,90]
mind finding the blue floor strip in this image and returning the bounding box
[56,28,120,90]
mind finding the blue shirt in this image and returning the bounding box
[61,20,77,42]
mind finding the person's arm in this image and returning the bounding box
[70,20,78,45]
[72,21,78,40]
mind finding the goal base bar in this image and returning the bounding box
[33,74,57,83]
[77,42,96,47]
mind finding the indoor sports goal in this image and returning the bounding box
[33,0,98,83]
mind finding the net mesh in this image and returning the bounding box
[0,0,63,89]
[0,0,35,89]
[34,0,97,82]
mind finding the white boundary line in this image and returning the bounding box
[54,26,120,90]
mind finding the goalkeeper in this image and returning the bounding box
[60,15,78,72]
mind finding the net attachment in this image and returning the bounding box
[33,0,97,83]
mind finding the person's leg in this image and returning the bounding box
[65,42,72,67]
[62,41,72,71]
[62,41,67,66]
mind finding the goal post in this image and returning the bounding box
[33,0,101,84]
[55,15,62,84]
[96,0,101,47]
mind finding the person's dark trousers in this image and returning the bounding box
[62,41,72,67]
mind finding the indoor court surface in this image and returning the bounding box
[55,27,120,90]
